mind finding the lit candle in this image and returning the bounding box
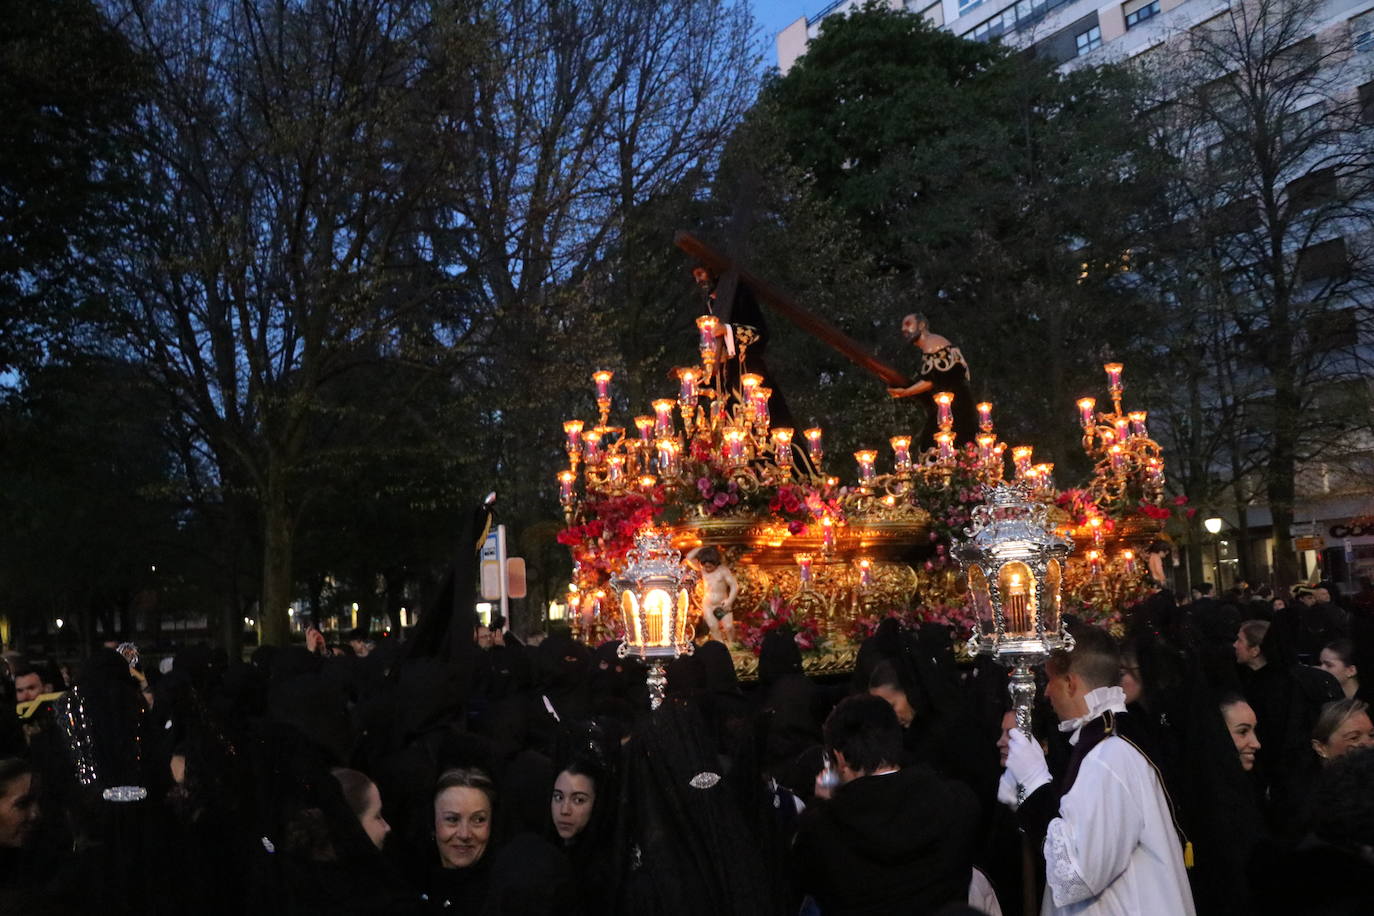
[1100,427,1116,445]
[606,455,624,482]
[656,438,680,475]
[1122,549,1137,575]
[935,431,955,463]
[558,470,576,504]
[1088,550,1102,578]
[696,315,719,363]
[1104,362,1124,396]
[977,433,996,463]
[804,427,824,465]
[1034,463,1054,489]
[564,419,584,456]
[1113,416,1131,441]
[795,553,813,584]
[740,373,763,400]
[593,370,613,402]
[643,588,670,647]
[652,399,675,437]
[724,428,747,464]
[634,415,654,444]
[582,429,603,464]
[1109,443,1125,470]
[1147,459,1164,487]
[677,367,697,404]
[1077,397,1096,430]
[854,449,877,483]
[1006,572,1031,634]
[821,516,836,550]
[1012,445,1033,478]
[890,435,912,473]
[934,391,954,431]
[753,387,771,428]
[858,559,873,588]
[977,401,994,433]
[1128,410,1148,438]
[772,428,794,468]
[638,475,656,493]
[1088,515,1104,547]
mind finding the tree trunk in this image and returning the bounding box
[260,468,295,646]
[1185,513,1206,592]
[1268,334,1301,588]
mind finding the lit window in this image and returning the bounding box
[1124,0,1160,29]
[1076,25,1102,55]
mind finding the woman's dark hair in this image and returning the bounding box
[823,694,902,774]
[559,757,601,787]
[1323,638,1355,667]
[1216,690,1249,712]
[330,767,376,819]
[757,629,802,685]
[0,757,32,793]
[435,767,496,810]
[867,659,902,692]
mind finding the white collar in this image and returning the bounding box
[1058,686,1128,745]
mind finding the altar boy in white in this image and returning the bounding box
[999,626,1196,916]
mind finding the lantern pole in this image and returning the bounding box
[646,661,669,710]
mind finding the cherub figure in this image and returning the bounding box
[686,546,739,642]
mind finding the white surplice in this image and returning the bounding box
[1041,687,1196,916]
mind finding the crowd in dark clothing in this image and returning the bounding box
[1,576,1374,915]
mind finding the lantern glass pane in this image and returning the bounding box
[1043,559,1062,635]
[621,591,641,647]
[968,566,994,636]
[997,562,1036,638]
[677,590,690,646]
[643,588,672,646]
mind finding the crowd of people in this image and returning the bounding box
[2,572,1374,915]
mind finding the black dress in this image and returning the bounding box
[911,345,979,452]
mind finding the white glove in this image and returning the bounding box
[1000,728,1051,809]
[997,769,1022,809]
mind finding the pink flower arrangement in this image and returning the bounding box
[734,594,823,654]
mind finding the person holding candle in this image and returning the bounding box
[886,313,979,453]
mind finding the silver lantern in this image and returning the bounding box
[956,482,1074,739]
[611,526,695,709]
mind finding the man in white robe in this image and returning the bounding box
[1000,626,1195,916]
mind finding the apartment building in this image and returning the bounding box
[779,0,1374,71]
[775,0,1374,592]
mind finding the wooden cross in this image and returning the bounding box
[675,230,911,388]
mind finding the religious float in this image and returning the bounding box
[555,234,1190,679]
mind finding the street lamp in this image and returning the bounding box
[1203,517,1225,588]
[612,526,695,709]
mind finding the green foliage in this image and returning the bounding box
[738,5,1166,475]
[0,0,148,372]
